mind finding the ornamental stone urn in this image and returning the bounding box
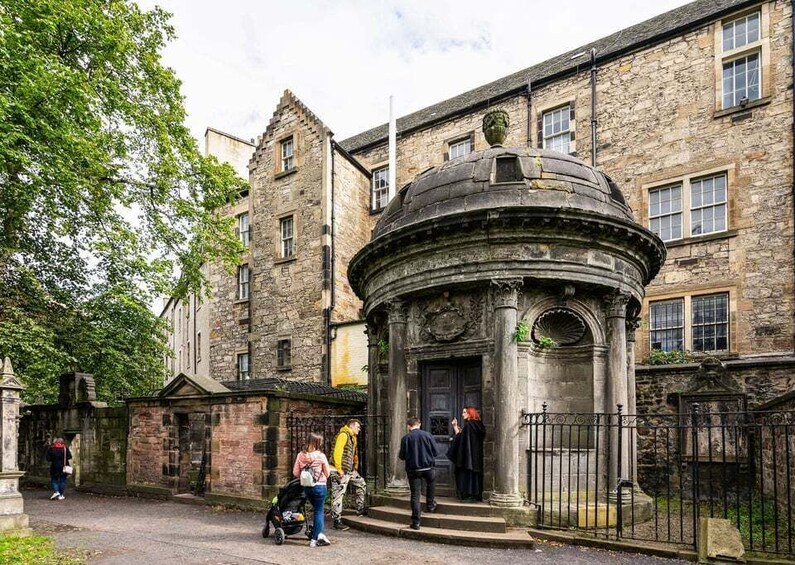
[482,108,510,146]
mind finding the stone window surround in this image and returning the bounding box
[273,130,303,179]
[237,212,250,248]
[445,131,475,161]
[237,264,250,301]
[276,212,298,263]
[535,99,576,155]
[196,332,201,364]
[236,349,250,381]
[371,163,389,213]
[713,5,771,113]
[641,286,737,358]
[276,338,292,371]
[640,164,736,244]
[280,136,294,172]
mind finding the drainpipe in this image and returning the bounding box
[526,79,532,147]
[326,140,336,387]
[792,0,795,354]
[590,47,598,167]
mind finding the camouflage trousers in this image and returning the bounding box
[330,470,366,520]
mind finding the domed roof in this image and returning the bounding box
[373,146,633,240]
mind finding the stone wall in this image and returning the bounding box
[248,91,329,381]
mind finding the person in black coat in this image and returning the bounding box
[399,416,439,529]
[46,437,72,500]
[447,406,486,502]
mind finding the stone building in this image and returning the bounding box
[168,0,795,419]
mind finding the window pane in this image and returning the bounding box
[543,106,572,153]
[692,293,729,352]
[650,299,684,352]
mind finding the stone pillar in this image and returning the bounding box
[385,300,409,493]
[626,316,640,487]
[605,293,630,498]
[0,357,31,537]
[365,322,379,484]
[489,279,524,508]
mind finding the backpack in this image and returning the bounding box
[299,454,317,487]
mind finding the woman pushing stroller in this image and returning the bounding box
[292,433,332,547]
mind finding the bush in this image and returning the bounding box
[642,348,691,365]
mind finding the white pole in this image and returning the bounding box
[388,95,396,202]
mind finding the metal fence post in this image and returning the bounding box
[617,404,624,539]
[691,402,701,553]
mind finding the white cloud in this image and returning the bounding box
[140,0,693,142]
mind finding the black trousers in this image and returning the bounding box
[407,468,436,524]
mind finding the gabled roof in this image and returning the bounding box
[158,373,231,397]
[260,89,332,145]
[339,0,757,153]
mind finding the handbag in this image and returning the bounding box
[62,446,72,475]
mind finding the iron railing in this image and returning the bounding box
[285,413,389,491]
[522,403,795,556]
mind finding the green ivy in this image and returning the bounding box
[642,348,691,365]
[378,339,389,355]
[536,335,557,349]
[512,321,530,343]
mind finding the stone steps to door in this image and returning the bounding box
[341,514,534,548]
[370,494,496,517]
[366,505,507,533]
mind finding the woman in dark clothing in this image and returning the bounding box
[46,437,72,500]
[447,406,486,502]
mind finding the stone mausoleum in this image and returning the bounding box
[349,111,666,506]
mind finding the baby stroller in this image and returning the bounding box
[262,478,312,545]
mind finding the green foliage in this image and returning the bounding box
[378,339,389,355]
[512,320,530,343]
[0,0,245,402]
[0,535,87,565]
[642,348,691,365]
[536,335,557,349]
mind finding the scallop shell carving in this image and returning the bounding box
[531,309,586,346]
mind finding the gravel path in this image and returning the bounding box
[23,488,688,564]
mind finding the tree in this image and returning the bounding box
[0,0,246,402]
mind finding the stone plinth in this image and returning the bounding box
[0,358,30,537]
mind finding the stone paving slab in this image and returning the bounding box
[22,488,688,564]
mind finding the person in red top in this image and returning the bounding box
[45,437,72,501]
[293,433,331,547]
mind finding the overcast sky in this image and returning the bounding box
[142,0,693,147]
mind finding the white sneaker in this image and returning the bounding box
[316,534,330,546]
[50,492,59,500]
[57,495,65,500]
[309,539,317,547]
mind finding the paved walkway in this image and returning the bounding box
[23,488,687,564]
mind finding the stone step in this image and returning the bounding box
[366,505,507,533]
[342,515,534,548]
[373,495,495,517]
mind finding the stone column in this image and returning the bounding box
[385,300,409,493]
[605,293,630,498]
[626,317,641,487]
[364,322,380,484]
[490,279,524,508]
[0,357,31,537]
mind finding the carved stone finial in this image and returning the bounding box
[483,109,510,147]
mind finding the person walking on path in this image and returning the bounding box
[399,416,439,529]
[330,418,367,530]
[292,432,331,547]
[46,437,72,501]
[448,406,486,502]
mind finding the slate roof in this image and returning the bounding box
[339,0,757,153]
[221,378,367,403]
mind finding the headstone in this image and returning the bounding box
[0,357,31,537]
[698,517,746,563]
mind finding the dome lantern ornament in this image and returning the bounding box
[482,108,510,147]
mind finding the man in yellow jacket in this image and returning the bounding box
[330,418,367,530]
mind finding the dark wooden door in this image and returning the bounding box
[421,358,482,495]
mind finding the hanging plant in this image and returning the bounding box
[378,339,389,355]
[512,320,530,343]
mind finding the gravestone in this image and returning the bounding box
[0,357,31,537]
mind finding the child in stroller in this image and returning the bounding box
[262,478,313,545]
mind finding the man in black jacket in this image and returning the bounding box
[398,416,439,529]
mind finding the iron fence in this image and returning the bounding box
[285,413,389,491]
[522,403,795,556]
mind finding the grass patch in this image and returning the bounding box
[0,535,86,565]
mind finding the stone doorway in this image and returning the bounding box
[175,413,206,495]
[420,358,482,495]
